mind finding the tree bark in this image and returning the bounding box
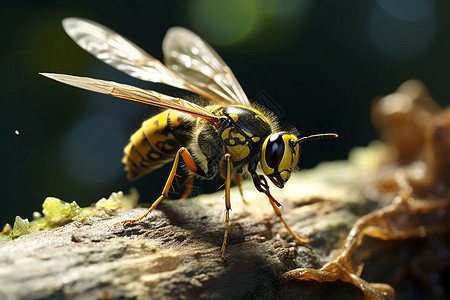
[0,160,448,299]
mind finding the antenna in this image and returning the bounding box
[294,133,338,145]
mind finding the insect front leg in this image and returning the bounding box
[122,147,215,225]
[180,174,194,200]
[248,162,309,245]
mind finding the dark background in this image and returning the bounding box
[1,0,449,225]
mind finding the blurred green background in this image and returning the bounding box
[1,0,449,224]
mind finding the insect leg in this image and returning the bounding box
[267,195,309,245]
[221,153,232,260]
[235,173,248,205]
[249,164,309,245]
[262,179,309,245]
[180,174,194,200]
[122,147,207,225]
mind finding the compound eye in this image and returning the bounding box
[264,133,285,169]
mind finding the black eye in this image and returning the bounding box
[265,133,285,168]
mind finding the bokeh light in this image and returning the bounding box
[376,0,435,21]
[187,0,311,46]
[187,0,261,45]
[370,1,436,60]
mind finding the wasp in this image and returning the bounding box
[41,18,337,259]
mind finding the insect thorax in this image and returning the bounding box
[219,105,272,163]
[192,105,273,179]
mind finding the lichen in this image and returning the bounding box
[10,216,32,238]
[1,189,139,239]
[42,197,83,226]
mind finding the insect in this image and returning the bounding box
[41,18,338,259]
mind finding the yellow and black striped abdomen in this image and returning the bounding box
[122,110,195,180]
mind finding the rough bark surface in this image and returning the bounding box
[0,163,370,300]
[0,160,447,299]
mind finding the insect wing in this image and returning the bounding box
[163,27,250,106]
[62,18,206,97]
[40,73,221,124]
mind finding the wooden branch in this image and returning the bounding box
[0,165,370,299]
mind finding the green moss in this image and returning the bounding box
[42,198,82,227]
[1,189,139,240]
[10,216,32,238]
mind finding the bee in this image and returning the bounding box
[41,18,337,260]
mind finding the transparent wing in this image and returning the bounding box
[62,18,211,100]
[62,18,249,105]
[163,27,250,106]
[40,73,221,125]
